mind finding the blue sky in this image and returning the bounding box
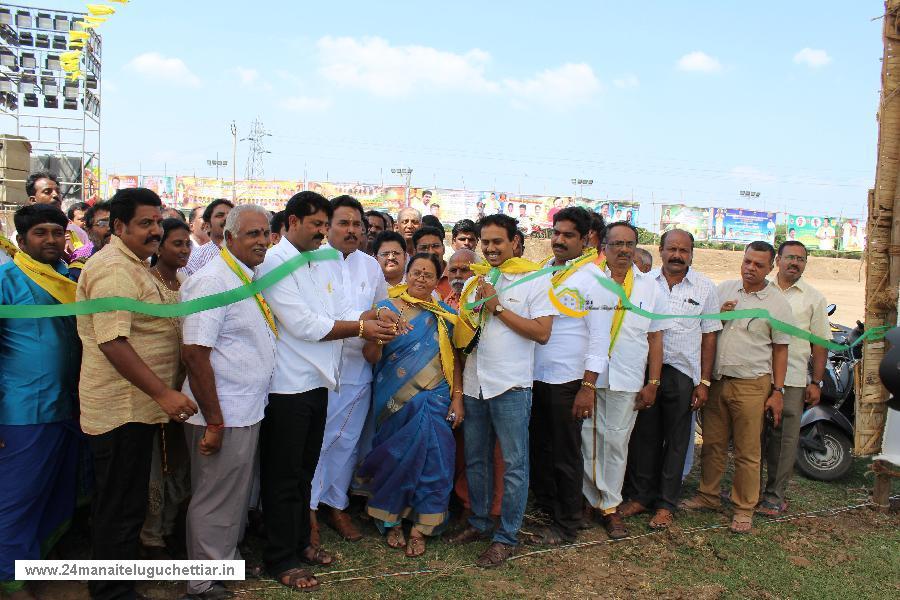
[9,0,883,226]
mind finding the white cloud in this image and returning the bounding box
[502,63,601,108]
[729,165,777,184]
[126,52,200,88]
[676,51,722,73]
[234,67,259,85]
[793,48,831,68]
[279,95,331,111]
[613,74,639,89]
[317,35,496,97]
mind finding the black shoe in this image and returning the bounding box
[180,583,234,600]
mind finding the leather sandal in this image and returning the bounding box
[299,545,334,567]
[387,526,406,549]
[649,508,674,529]
[475,542,514,568]
[729,514,753,534]
[405,532,426,558]
[679,496,720,512]
[617,500,648,518]
[603,511,628,540]
[328,508,363,542]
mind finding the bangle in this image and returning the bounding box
[700,379,711,387]
[358,320,365,338]
[581,380,597,391]
[206,423,225,432]
[375,306,385,320]
[648,379,661,386]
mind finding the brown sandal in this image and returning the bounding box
[387,526,406,549]
[405,532,426,558]
[729,514,753,534]
[649,508,673,529]
[299,545,334,566]
[277,567,319,592]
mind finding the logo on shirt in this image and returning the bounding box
[549,287,588,318]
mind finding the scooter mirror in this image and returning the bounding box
[826,304,837,316]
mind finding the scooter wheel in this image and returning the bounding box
[796,423,853,481]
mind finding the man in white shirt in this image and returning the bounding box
[188,206,209,249]
[582,221,669,540]
[621,229,721,529]
[448,213,557,569]
[257,191,398,592]
[759,241,829,515]
[310,196,388,542]
[530,207,613,545]
[184,199,233,276]
[180,204,276,599]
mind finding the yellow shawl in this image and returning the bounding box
[13,251,76,304]
[220,246,278,337]
[600,259,634,356]
[388,284,459,394]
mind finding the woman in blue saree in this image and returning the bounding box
[356,253,463,558]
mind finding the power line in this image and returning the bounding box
[242,118,271,180]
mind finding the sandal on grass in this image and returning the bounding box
[299,545,334,566]
[405,532,426,558]
[729,514,753,534]
[276,567,319,592]
[755,499,788,517]
[679,496,719,512]
[387,526,406,549]
[649,508,674,529]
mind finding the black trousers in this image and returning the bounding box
[625,364,694,512]
[88,422,156,600]
[260,389,328,576]
[529,380,583,540]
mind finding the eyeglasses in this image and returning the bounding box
[377,250,403,259]
[408,270,437,282]
[416,242,444,252]
[783,254,807,263]
[605,240,637,249]
[95,219,109,227]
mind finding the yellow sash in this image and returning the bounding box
[454,257,543,349]
[388,285,459,394]
[13,251,76,304]
[545,248,597,318]
[600,259,634,356]
[219,247,278,337]
[67,229,85,251]
[0,234,17,259]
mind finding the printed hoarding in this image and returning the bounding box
[659,204,713,240]
[709,208,776,244]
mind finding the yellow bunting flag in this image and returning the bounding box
[86,5,116,16]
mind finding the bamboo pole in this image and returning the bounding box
[858,1,900,455]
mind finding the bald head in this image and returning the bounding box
[396,207,422,246]
[447,248,477,293]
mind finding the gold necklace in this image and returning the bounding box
[151,267,179,291]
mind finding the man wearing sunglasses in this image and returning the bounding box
[67,201,112,282]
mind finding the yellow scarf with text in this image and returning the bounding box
[601,259,634,356]
[455,257,543,349]
[13,251,76,304]
[220,247,278,337]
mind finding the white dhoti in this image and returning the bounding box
[582,388,639,512]
[310,382,371,510]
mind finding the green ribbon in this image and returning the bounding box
[590,275,888,353]
[461,262,886,352]
[0,248,339,319]
[2,247,888,353]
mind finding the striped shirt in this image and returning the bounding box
[650,267,723,385]
[183,240,220,276]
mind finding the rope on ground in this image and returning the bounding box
[231,497,895,594]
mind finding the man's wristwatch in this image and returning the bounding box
[812,379,824,388]
[493,304,505,316]
[773,386,785,394]
[648,379,661,386]
[700,379,711,387]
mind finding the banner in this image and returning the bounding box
[175,177,233,208]
[581,200,640,227]
[234,180,303,209]
[709,208,776,244]
[660,204,712,240]
[785,214,837,250]
[140,176,176,206]
[838,218,866,252]
[106,174,138,198]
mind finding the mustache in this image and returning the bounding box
[667,258,685,265]
[344,235,357,242]
[552,244,567,250]
[145,235,161,244]
[313,233,324,241]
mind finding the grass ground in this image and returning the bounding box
[30,454,900,600]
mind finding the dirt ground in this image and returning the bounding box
[523,240,866,327]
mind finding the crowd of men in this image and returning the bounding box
[0,171,830,599]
